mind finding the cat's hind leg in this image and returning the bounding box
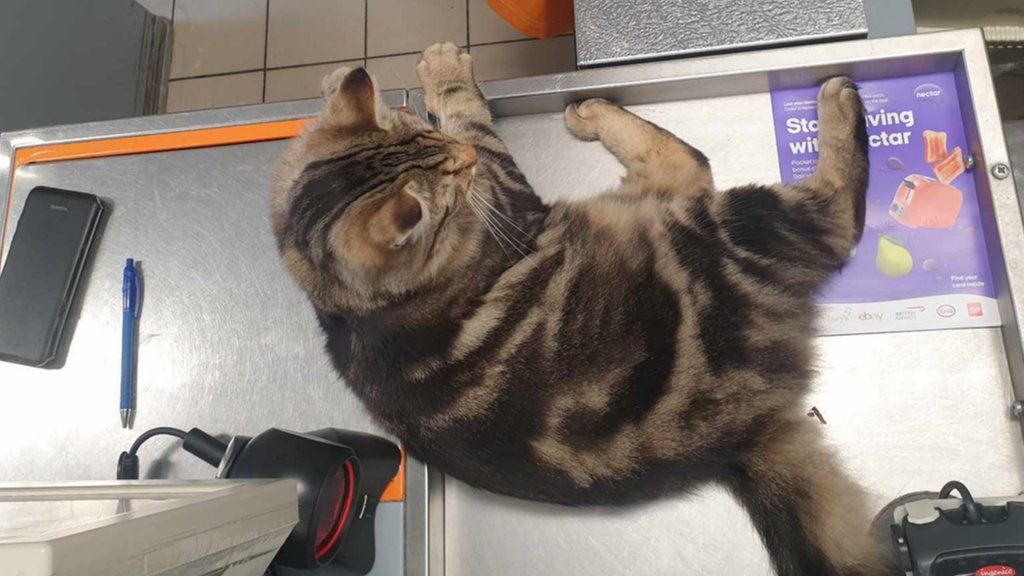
[803,75,869,254]
[564,98,714,194]
[711,76,867,296]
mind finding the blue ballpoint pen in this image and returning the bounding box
[121,259,140,429]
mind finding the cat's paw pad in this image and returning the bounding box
[321,66,358,100]
[564,99,612,141]
[417,42,473,89]
[818,76,863,127]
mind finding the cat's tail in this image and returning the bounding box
[726,414,894,576]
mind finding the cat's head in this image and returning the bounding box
[271,68,479,312]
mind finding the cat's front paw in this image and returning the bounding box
[564,98,613,141]
[417,42,474,113]
[817,76,863,132]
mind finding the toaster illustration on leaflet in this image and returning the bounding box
[889,174,963,230]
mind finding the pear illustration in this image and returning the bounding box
[876,235,913,277]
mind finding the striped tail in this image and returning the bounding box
[727,415,895,576]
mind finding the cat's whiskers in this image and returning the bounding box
[409,96,425,120]
[468,189,524,258]
[472,194,537,262]
[470,189,537,244]
[467,194,512,258]
[468,185,536,262]
[379,61,425,119]
[470,196,520,258]
[477,208,535,261]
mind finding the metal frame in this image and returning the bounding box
[2,29,1020,576]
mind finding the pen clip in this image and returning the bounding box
[133,267,142,319]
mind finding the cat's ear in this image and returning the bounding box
[366,185,424,250]
[322,67,380,131]
[332,183,424,269]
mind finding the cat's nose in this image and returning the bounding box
[451,143,477,171]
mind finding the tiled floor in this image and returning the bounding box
[136,0,577,113]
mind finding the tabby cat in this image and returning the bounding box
[271,42,887,576]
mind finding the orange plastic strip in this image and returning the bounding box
[3,117,407,502]
[2,119,310,259]
[11,118,310,171]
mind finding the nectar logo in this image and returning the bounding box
[914,82,944,106]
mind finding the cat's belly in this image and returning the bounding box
[337,209,818,506]
[366,349,811,507]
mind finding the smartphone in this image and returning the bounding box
[0,187,103,367]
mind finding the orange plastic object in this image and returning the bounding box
[933,146,966,184]
[3,119,407,502]
[923,130,948,164]
[889,174,963,230]
[488,0,574,39]
[380,447,406,502]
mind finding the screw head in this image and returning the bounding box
[1013,400,1024,418]
[992,163,1011,180]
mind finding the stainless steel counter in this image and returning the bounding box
[1009,120,1024,188]
[2,29,1022,576]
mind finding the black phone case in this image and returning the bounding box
[0,187,103,367]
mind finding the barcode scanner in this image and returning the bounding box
[303,428,405,574]
[117,426,401,573]
[872,481,1024,576]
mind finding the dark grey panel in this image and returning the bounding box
[575,0,869,66]
[0,0,156,132]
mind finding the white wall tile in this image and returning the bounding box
[166,72,264,112]
[368,0,467,57]
[366,53,423,91]
[470,37,575,83]
[267,0,365,68]
[171,0,267,78]
[468,0,527,45]
[265,61,363,103]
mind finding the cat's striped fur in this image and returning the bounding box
[271,43,889,575]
